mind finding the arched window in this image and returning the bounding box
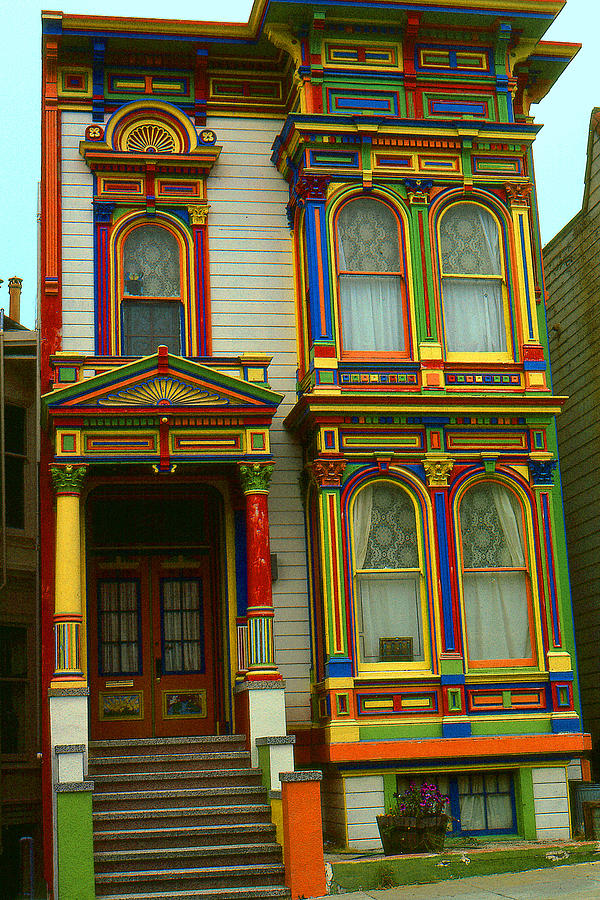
[352,482,424,665]
[458,481,534,666]
[336,198,409,356]
[439,203,509,355]
[121,224,182,356]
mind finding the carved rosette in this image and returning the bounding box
[50,464,88,495]
[504,182,533,206]
[423,455,455,488]
[311,458,347,488]
[529,458,558,486]
[187,204,210,225]
[239,462,274,495]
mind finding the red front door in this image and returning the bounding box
[89,555,216,739]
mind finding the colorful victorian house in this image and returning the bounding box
[40,1,588,897]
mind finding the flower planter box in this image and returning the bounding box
[376,813,450,855]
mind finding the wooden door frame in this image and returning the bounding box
[84,477,239,737]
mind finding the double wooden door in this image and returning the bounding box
[89,555,215,739]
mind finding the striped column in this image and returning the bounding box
[50,465,87,682]
[238,462,281,681]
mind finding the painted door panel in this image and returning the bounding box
[89,555,215,739]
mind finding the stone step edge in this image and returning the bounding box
[94,787,266,801]
[91,768,261,782]
[94,823,275,840]
[97,888,290,900]
[95,843,282,861]
[95,864,285,882]
[90,752,251,765]
[93,804,271,820]
[89,735,246,748]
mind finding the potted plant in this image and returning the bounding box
[376,781,450,855]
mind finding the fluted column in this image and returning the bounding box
[50,464,87,682]
[239,462,281,681]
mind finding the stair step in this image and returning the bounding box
[89,735,247,756]
[93,822,277,849]
[98,888,290,900]
[93,803,272,826]
[93,785,266,812]
[94,843,282,873]
[91,768,262,789]
[94,864,286,895]
[89,751,251,771]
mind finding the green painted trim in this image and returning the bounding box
[318,487,350,660]
[470,719,551,737]
[515,767,537,840]
[359,723,441,741]
[383,772,397,814]
[57,790,95,900]
[257,743,271,792]
[440,657,465,675]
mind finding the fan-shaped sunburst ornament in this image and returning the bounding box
[126,124,176,153]
[98,376,230,407]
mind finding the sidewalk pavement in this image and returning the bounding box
[318,860,600,899]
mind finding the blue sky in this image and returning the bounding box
[0,0,595,328]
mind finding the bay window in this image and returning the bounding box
[352,482,425,665]
[336,197,409,356]
[440,203,509,355]
[458,481,534,666]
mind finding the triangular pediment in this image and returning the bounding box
[43,350,283,419]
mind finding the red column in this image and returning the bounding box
[239,463,281,680]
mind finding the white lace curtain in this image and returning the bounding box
[353,483,423,662]
[440,204,506,353]
[460,483,532,661]
[336,198,405,352]
[123,225,180,297]
[162,579,203,672]
[99,580,139,675]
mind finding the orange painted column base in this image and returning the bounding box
[280,771,326,900]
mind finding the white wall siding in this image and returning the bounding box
[344,775,385,851]
[61,112,95,352]
[532,767,571,840]
[322,773,346,847]
[207,116,310,726]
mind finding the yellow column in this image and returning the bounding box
[50,464,87,684]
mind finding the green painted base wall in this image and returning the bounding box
[515,767,537,840]
[56,791,95,900]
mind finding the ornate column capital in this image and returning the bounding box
[188,204,210,225]
[403,177,434,204]
[239,462,274,495]
[504,181,533,206]
[50,464,88,496]
[423,454,455,488]
[529,457,558,486]
[296,175,331,202]
[310,458,347,488]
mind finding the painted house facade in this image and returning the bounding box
[40,1,588,896]
[544,107,600,780]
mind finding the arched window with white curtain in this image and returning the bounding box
[336,197,409,356]
[121,223,183,356]
[439,203,510,356]
[352,481,425,666]
[458,481,535,666]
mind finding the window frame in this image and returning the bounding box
[437,200,514,362]
[348,477,432,674]
[119,220,185,357]
[455,477,539,670]
[4,402,27,532]
[333,195,413,361]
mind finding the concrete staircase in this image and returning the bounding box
[88,735,291,900]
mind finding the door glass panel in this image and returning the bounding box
[98,579,141,675]
[161,578,204,673]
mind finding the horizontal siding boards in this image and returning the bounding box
[247,146,309,732]
[322,773,347,846]
[532,767,570,840]
[61,112,94,349]
[344,775,385,851]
